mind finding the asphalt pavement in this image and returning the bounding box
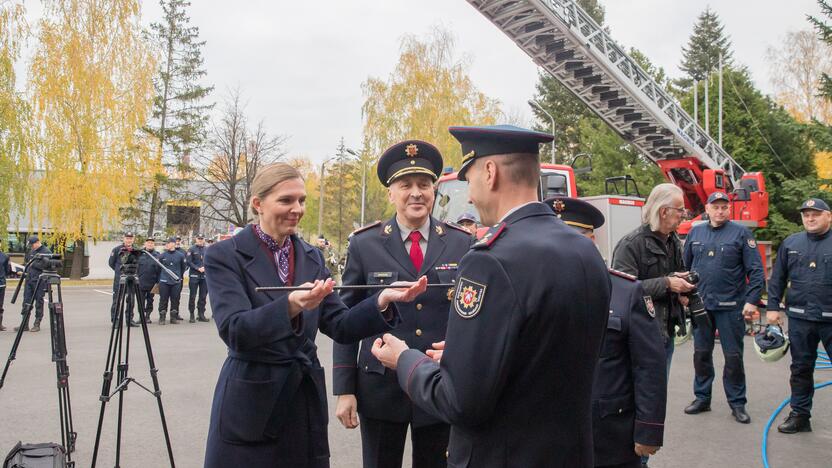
[0,286,830,467]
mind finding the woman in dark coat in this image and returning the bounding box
[203,163,426,468]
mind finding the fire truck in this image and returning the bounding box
[433,0,771,266]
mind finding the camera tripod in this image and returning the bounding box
[91,251,176,468]
[0,256,77,467]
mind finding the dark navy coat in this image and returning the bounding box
[332,216,470,427]
[203,224,400,468]
[592,271,667,466]
[0,251,10,288]
[395,203,610,468]
[187,244,206,279]
[767,229,832,322]
[25,244,52,280]
[137,249,161,290]
[158,249,186,284]
[682,221,765,311]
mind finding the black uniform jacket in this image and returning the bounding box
[203,224,400,468]
[137,249,161,290]
[767,229,832,322]
[25,245,52,280]
[395,203,611,468]
[187,244,206,279]
[592,271,667,466]
[332,216,471,427]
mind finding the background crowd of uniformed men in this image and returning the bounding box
[1,124,830,468]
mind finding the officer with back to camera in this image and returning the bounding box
[545,195,667,468]
[137,237,161,323]
[187,234,209,323]
[766,198,832,434]
[681,191,764,424]
[371,125,611,467]
[158,237,186,325]
[332,140,471,468]
[15,236,52,333]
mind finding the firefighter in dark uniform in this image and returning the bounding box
[158,237,186,325]
[0,239,12,331]
[137,237,161,323]
[16,236,52,332]
[108,232,136,325]
[545,196,666,468]
[332,140,471,468]
[766,197,832,434]
[681,191,764,423]
[372,125,611,468]
[187,234,210,323]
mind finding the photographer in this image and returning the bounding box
[137,237,161,323]
[681,192,764,424]
[612,184,694,372]
[0,239,11,331]
[108,232,136,324]
[15,236,52,333]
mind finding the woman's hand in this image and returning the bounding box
[288,279,335,318]
[376,276,428,311]
[426,341,445,363]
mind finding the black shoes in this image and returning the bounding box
[14,322,30,332]
[197,314,209,322]
[189,312,196,323]
[159,314,167,325]
[778,412,812,434]
[731,406,751,424]
[684,399,711,414]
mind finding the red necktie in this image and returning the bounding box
[409,230,424,272]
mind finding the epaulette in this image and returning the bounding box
[349,220,381,238]
[443,221,470,235]
[472,223,507,250]
[609,268,637,281]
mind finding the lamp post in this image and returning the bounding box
[318,156,336,237]
[345,148,366,226]
[529,99,556,164]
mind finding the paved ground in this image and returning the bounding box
[0,286,830,467]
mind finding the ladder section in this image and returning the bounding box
[467,0,745,187]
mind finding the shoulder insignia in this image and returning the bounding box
[472,223,507,250]
[747,238,757,249]
[609,268,636,281]
[454,277,486,319]
[349,220,381,238]
[444,221,470,235]
[643,296,656,318]
[435,224,444,236]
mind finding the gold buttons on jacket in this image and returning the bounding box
[416,303,423,310]
[416,329,423,336]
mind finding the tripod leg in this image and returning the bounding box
[0,277,42,390]
[48,282,77,461]
[133,281,176,467]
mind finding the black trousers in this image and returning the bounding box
[141,287,154,318]
[188,277,207,314]
[0,285,5,315]
[788,316,832,416]
[359,416,450,468]
[22,277,46,321]
[158,282,182,314]
[597,461,642,468]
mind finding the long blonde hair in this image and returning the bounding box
[249,163,304,218]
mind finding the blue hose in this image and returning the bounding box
[761,380,832,468]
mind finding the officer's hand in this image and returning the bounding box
[371,333,410,370]
[766,310,781,325]
[199,267,205,273]
[742,302,757,319]
[667,276,695,293]
[288,279,335,318]
[335,395,359,429]
[377,276,428,311]
[634,443,660,456]
[426,341,445,363]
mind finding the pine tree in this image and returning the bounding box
[143,0,213,237]
[809,0,832,101]
[680,8,733,81]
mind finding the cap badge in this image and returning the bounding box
[405,144,419,157]
[552,199,565,213]
[807,199,816,207]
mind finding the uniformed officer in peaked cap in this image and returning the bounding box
[546,195,667,468]
[767,197,832,434]
[455,212,479,236]
[333,139,471,468]
[372,125,611,467]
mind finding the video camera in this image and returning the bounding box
[679,271,712,332]
[32,253,63,271]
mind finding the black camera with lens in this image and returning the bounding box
[118,246,142,274]
[33,253,63,271]
[679,271,712,332]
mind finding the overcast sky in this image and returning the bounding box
[18,0,825,164]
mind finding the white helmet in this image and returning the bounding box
[754,325,790,363]
[674,319,693,346]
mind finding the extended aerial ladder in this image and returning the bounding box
[464,0,769,227]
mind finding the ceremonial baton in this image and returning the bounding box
[256,283,455,293]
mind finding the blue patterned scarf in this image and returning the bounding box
[253,224,291,284]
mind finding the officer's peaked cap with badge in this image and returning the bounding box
[377,140,444,187]
[706,191,729,204]
[449,124,554,181]
[799,197,830,212]
[542,195,605,231]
